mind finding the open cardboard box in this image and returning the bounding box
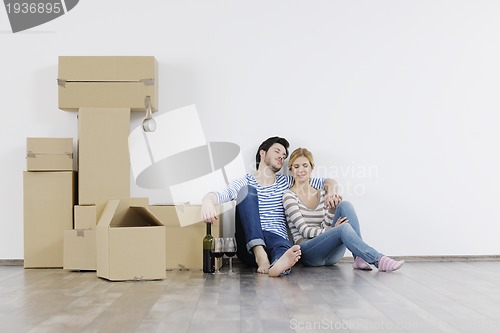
[148,203,232,270]
[96,198,166,281]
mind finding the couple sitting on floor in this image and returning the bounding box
[201,136,404,277]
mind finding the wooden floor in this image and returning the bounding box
[1,260,500,333]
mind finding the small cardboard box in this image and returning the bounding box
[148,204,228,270]
[57,56,158,112]
[63,229,96,271]
[78,108,130,218]
[23,171,76,268]
[74,205,97,229]
[96,198,166,281]
[26,137,73,171]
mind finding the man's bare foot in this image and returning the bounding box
[269,245,301,277]
[253,245,270,274]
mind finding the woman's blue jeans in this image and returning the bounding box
[299,201,384,267]
[234,185,292,267]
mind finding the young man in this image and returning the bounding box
[201,137,337,276]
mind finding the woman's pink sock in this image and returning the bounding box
[377,256,404,272]
[352,256,373,270]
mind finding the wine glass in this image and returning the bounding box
[224,237,237,274]
[211,238,224,274]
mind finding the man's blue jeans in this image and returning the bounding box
[234,185,292,267]
[299,201,384,266]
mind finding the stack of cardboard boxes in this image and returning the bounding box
[24,138,76,268]
[58,56,167,281]
[23,56,224,281]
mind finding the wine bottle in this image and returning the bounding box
[203,223,215,273]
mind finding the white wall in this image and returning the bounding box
[2,0,500,259]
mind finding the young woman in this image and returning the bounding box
[283,148,404,272]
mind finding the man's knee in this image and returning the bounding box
[235,185,257,227]
[236,185,257,204]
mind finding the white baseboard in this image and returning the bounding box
[0,259,24,266]
[338,255,500,263]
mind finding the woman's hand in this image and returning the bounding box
[325,193,343,210]
[334,216,349,227]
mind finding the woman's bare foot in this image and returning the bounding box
[253,246,270,274]
[269,245,301,277]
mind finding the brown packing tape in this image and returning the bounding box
[57,79,155,86]
[26,152,73,159]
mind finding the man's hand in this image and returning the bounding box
[201,193,218,224]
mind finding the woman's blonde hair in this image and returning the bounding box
[288,148,315,170]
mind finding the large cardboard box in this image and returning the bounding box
[78,108,130,218]
[96,198,166,281]
[26,137,73,171]
[63,229,96,271]
[23,171,76,268]
[148,204,228,270]
[57,56,158,112]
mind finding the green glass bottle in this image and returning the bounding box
[203,223,215,273]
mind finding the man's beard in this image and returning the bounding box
[263,155,282,173]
